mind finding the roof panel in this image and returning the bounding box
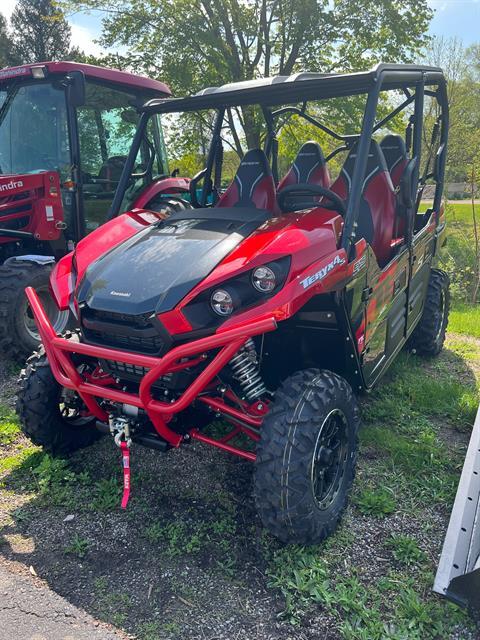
[143,64,445,114]
[0,61,171,97]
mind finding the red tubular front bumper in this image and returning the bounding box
[25,287,276,448]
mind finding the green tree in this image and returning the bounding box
[10,0,73,64]
[0,14,18,67]
[60,0,433,148]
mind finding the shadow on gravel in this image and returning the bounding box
[0,341,479,640]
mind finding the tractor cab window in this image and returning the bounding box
[77,81,168,231]
[0,81,70,178]
[118,114,171,214]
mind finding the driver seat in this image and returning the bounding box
[98,155,127,192]
[216,148,277,211]
[277,141,330,191]
[330,140,397,267]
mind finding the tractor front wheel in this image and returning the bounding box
[16,349,102,455]
[254,369,359,545]
[0,261,70,360]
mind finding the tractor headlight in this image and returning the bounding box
[252,266,276,292]
[211,289,234,316]
[31,65,47,79]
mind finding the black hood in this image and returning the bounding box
[76,207,270,316]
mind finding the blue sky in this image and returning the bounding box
[2,0,480,55]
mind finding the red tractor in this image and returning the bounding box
[0,61,189,358]
[17,64,450,545]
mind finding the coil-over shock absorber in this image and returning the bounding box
[228,338,267,401]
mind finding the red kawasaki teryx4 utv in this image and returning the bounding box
[17,64,449,544]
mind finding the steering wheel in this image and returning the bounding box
[277,183,346,217]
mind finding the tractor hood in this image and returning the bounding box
[76,208,270,316]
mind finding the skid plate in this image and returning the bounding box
[433,405,480,612]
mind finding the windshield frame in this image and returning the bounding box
[0,78,72,179]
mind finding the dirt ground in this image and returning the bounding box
[0,334,479,640]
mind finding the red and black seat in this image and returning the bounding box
[277,141,330,191]
[217,148,277,211]
[380,134,412,238]
[330,140,397,267]
[380,134,408,188]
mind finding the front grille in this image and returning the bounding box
[106,360,150,377]
[103,358,174,388]
[81,308,167,356]
[0,215,30,230]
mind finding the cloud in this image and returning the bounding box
[1,0,18,19]
[70,22,106,57]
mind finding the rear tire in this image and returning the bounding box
[0,261,70,360]
[408,268,450,357]
[254,369,359,545]
[16,349,102,456]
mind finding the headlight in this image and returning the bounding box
[211,289,234,316]
[252,266,276,292]
[183,256,291,330]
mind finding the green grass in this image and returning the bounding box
[0,403,20,445]
[354,488,397,517]
[449,303,480,338]
[387,534,426,566]
[445,202,475,227]
[64,533,89,558]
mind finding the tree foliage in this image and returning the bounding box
[10,0,74,64]
[0,14,18,67]
[60,0,432,147]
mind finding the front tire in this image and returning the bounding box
[408,268,450,357]
[0,261,70,360]
[16,349,102,456]
[254,369,359,545]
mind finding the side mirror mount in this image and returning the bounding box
[65,70,86,107]
[399,158,418,210]
[434,143,446,183]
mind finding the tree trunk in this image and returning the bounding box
[471,165,480,303]
[241,106,262,149]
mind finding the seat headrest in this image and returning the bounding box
[217,147,276,210]
[232,148,272,206]
[380,134,407,174]
[237,148,272,179]
[341,139,389,193]
[291,141,326,182]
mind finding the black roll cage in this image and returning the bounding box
[109,64,448,260]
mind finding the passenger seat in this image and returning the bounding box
[216,148,277,211]
[330,140,397,267]
[277,141,330,191]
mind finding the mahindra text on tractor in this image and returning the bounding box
[0,61,190,358]
[19,65,473,588]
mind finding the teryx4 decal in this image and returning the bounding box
[300,254,346,289]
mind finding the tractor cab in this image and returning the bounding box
[0,62,191,359]
[0,61,171,251]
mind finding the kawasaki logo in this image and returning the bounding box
[300,254,346,289]
[110,290,131,297]
[0,179,24,192]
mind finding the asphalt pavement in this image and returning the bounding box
[0,560,128,640]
